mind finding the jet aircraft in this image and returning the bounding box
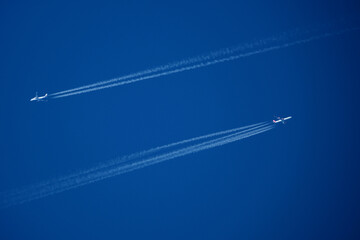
[30,92,48,102]
[273,116,292,124]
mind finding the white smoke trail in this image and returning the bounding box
[50,24,359,99]
[15,122,268,198]
[0,123,273,208]
[49,122,270,187]
[113,121,268,161]
[1,123,270,205]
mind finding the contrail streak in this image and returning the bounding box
[1,123,271,207]
[19,122,267,196]
[115,121,267,161]
[0,123,273,208]
[50,23,359,99]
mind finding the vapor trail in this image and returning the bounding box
[19,122,267,196]
[0,123,273,209]
[50,23,359,99]
[118,121,267,161]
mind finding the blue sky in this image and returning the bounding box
[1,1,360,239]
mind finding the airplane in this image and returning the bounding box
[30,92,48,102]
[273,116,292,124]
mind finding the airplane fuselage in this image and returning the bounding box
[30,93,48,102]
[273,116,292,124]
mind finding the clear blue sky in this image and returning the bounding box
[1,1,360,239]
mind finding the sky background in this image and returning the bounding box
[1,0,360,239]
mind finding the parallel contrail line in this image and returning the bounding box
[6,122,267,200]
[2,123,269,200]
[0,123,273,208]
[50,25,359,99]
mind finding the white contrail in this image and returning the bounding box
[0,123,273,208]
[50,24,359,99]
[0,122,268,207]
[111,121,267,161]
[0,123,271,206]
[17,122,268,197]
[2,125,273,208]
